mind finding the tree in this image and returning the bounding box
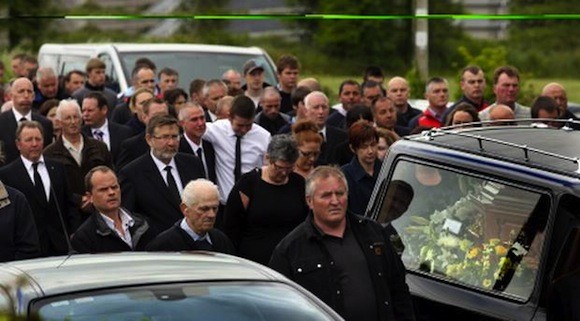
[0,0,55,50]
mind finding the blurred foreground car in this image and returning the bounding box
[366,120,580,320]
[0,252,343,321]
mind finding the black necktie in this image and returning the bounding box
[20,117,27,122]
[193,238,213,251]
[196,147,207,178]
[32,162,47,203]
[234,135,242,182]
[164,166,181,202]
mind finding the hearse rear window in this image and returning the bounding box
[377,160,549,300]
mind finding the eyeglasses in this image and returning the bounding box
[299,150,320,158]
[272,162,295,173]
[152,134,181,142]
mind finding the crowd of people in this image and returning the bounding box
[0,51,575,321]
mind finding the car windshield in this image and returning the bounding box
[118,51,277,87]
[376,160,549,300]
[33,281,335,321]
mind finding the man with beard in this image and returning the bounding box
[119,115,205,234]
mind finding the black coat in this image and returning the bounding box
[116,134,148,170]
[0,184,41,262]
[0,158,79,256]
[146,222,235,254]
[178,137,217,183]
[82,121,133,165]
[71,210,155,253]
[318,125,348,166]
[119,153,205,234]
[269,213,415,321]
[0,111,53,165]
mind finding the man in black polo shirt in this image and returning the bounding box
[269,166,415,321]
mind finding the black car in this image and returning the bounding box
[366,121,580,320]
[0,252,344,321]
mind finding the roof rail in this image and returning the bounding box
[414,125,580,174]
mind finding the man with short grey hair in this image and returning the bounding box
[201,79,228,122]
[33,67,66,110]
[146,178,235,253]
[269,166,415,321]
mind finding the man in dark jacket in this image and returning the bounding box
[71,166,154,253]
[269,166,415,321]
[147,178,234,253]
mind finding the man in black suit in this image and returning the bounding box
[303,91,348,166]
[116,98,168,170]
[146,178,234,253]
[81,91,133,165]
[0,121,78,256]
[177,102,217,183]
[119,115,205,234]
[0,77,53,165]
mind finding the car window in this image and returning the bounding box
[118,51,277,87]
[377,160,549,301]
[98,53,118,84]
[59,55,89,75]
[33,281,335,321]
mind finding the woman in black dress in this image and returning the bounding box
[224,134,308,265]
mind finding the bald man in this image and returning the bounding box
[387,76,422,128]
[0,78,53,164]
[542,82,577,121]
[488,104,515,126]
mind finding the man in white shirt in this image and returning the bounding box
[204,95,270,207]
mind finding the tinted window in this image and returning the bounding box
[34,281,335,321]
[377,160,549,300]
[118,52,277,87]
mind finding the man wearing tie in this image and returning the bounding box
[0,121,78,256]
[119,115,205,234]
[146,178,234,253]
[81,92,133,165]
[0,77,53,165]
[177,102,217,183]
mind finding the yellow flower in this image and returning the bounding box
[483,279,492,288]
[467,247,479,259]
[495,245,508,256]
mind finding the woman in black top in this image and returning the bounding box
[224,134,308,265]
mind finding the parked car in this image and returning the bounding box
[0,252,343,321]
[38,43,278,94]
[365,121,580,320]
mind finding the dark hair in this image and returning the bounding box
[531,96,559,118]
[230,95,255,119]
[16,120,44,141]
[276,55,300,74]
[348,119,378,150]
[338,79,360,95]
[85,165,115,192]
[134,57,157,71]
[158,67,178,78]
[363,66,384,81]
[39,98,60,117]
[493,65,519,85]
[146,114,178,136]
[445,103,480,126]
[189,79,206,97]
[346,104,373,129]
[291,86,312,107]
[84,91,108,110]
[64,70,85,83]
[268,134,299,163]
[163,88,188,106]
[371,97,394,115]
[425,77,447,93]
[461,65,482,80]
[292,120,322,146]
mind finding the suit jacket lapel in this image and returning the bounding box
[144,155,181,209]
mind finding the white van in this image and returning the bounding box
[38,43,278,94]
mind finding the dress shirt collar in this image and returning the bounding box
[21,155,46,170]
[184,132,202,152]
[12,108,32,122]
[99,209,135,230]
[180,218,212,244]
[150,151,177,173]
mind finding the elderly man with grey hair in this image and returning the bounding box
[33,67,68,111]
[44,99,112,216]
[147,178,235,253]
[254,86,290,135]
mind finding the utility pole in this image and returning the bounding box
[414,0,429,82]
